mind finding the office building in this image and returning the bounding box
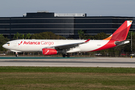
[0,12,134,39]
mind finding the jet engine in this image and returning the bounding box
[42,48,57,55]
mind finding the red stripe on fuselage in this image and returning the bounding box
[91,40,116,52]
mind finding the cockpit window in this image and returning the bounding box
[6,43,10,44]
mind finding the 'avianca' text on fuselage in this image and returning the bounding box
[18,41,54,46]
[2,20,133,57]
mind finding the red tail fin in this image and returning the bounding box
[104,20,132,41]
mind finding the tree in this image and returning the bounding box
[20,34,24,39]
[31,32,66,39]
[94,32,110,39]
[13,32,21,39]
[126,31,135,52]
[78,30,85,39]
[25,33,31,39]
[0,34,9,51]
[127,31,135,39]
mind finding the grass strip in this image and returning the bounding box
[0,67,135,90]
[0,67,135,73]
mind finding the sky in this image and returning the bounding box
[0,0,135,17]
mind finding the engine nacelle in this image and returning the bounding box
[42,48,57,55]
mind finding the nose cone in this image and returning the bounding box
[2,44,7,49]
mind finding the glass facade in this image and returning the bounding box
[0,12,134,39]
[74,17,134,38]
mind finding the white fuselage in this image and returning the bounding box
[3,39,110,53]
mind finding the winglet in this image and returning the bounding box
[85,39,90,42]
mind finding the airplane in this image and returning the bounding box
[2,20,132,57]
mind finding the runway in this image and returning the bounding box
[0,57,135,67]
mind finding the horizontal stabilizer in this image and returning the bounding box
[115,40,130,46]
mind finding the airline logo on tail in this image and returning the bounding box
[92,20,132,52]
[104,20,132,41]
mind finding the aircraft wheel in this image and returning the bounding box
[62,54,66,57]
[67,54,70,57]
[15,52,18,57]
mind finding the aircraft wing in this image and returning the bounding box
[45,39,90,50]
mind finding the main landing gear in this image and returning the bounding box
[62,53,70,57]
[15,52,18,57]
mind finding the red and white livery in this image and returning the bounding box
[3,20,132,57]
